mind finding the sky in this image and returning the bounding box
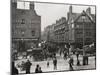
[16,0,95,31]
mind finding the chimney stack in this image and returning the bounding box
[69,5,73,14]
[30,2,34,10]
[86,7,91,15]
[11,1,17,9]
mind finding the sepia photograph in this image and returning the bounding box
[11,0,96,74]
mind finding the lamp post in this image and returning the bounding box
[81,11,86,65]
[82,15,85,55]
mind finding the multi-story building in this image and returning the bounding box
[67,6,96,49]
[11,1,41,52]
[54,17,68,47]
[42,24,55,42]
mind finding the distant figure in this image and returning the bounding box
[76,51,79,60]
[53,57,57,70]
[83,55,88,65]
[35,64,40,73]
[47,61,49,68]
[21,61,25,71]
[64,52,67,60]
[60,50,62,56]
[76,51,80,66]
[85,55,88,65]
[77,59,80,66]
[71,57,74,65]
[69,57,74,71]
[38,67,42,73]
[25,60,32,74]
[59,48,62,56]
[12,61,19,75]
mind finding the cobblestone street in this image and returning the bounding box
[15,54,96,74]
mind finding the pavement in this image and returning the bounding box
[15,53,96,74]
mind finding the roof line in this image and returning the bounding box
[73,11,95,24]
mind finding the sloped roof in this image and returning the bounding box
[90,14,96,22]
[67,10,96,24]
[67,12,80,24]
[71,13,80,21]
[74,11,95,24]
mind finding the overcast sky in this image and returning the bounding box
[17,0,95,31]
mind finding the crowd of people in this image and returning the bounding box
[12,60,43,74]
[12,47,92,74]
[13,54,74,74]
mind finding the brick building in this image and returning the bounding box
[54,17,68,46]
[42,17,68,47]
[42,24,55,42]
[67,6,96,49]
[11,1,41,52]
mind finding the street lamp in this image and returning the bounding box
[81,13,85,55]
[81,11,86,65]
